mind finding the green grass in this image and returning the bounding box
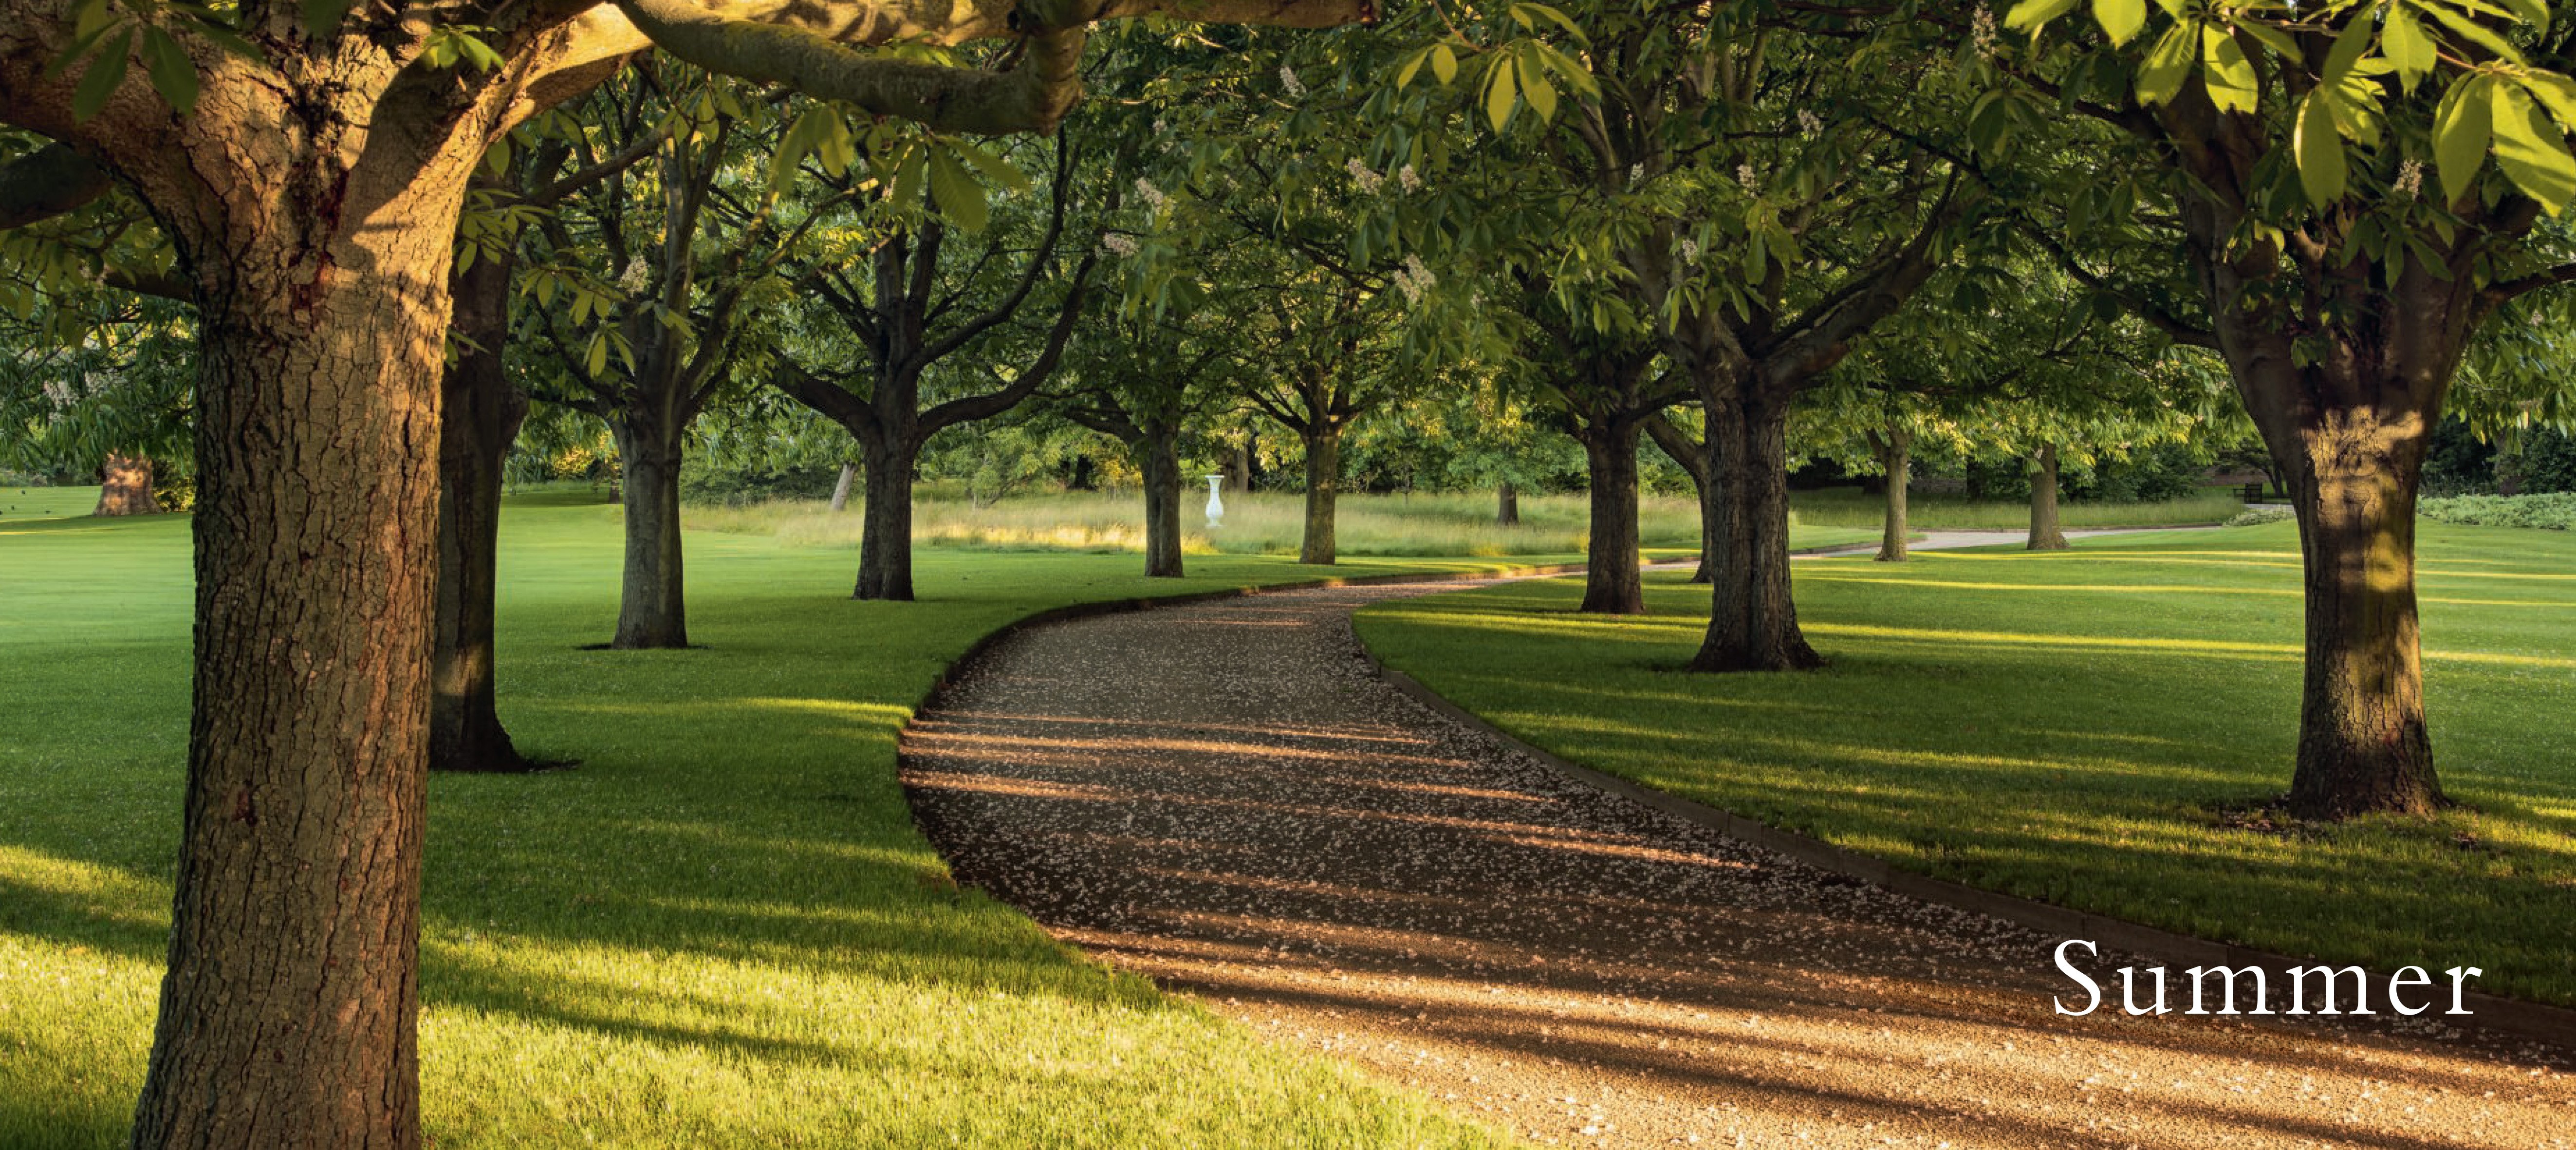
[1787,486,2247,531]
[0,493,1537,1150]
[690,489,1882,558]
[0,485,102,523]
[1357,523,2576,1006]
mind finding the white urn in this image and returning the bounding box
[1204,475,1226,529]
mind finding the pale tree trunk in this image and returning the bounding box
[1137,427,1184,578]
[828,462,856,512]
[1692,384,1820,671]
[2026,442,2069,551]
[1874,428,1911,563]
[857,440,917,600]
[1300,426,1340,565]
[1578,422,1645,614]
[608,415,687,649]
[134,162,467,1150]
[431,251,534,772]
[94,453,159,515]
[1496,481,1519,526]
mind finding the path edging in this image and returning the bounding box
[1357,651,2576,1051]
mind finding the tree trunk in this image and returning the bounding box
[2027,442,2069,551]
[1299,426,1339,565]
[1643,414,1714,584]
[94,453,160,516]
[2281,418,2443,818]
[609,423,687,649]
[1496,481,1520,526]
[133,205,454,1150]
[431,252,534,772]
[1138,427,1185,578]
[828,462,857,512]
[1690,385,1821,672]
[1578,423,1645,614]
[1876,428,1911,563]
[856,442,917,600]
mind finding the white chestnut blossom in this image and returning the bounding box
[1391,254,1438,304]
[1972,6,1998,59]
[2395,159,2425,199]
[1279,65,1304,98]
[1797,109,1824,136]
[1134,177,1168,212]
[1398,165,1422,193]
[1737,163,1761,194]
[1101,233,1140,258]
[1347,157,1385,194]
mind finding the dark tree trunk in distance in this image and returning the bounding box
[828,462,856,512]
[1874,427,1911,563]
[2026,442,2069,551]
[857,444,918,600]
[1225,436,1254,493]
[609,419,687,648]
[94,453,159,516]
[1138,428,1185,578]
[432,252,536,772]
[1578,422,1644,614]
[1496,481,1519,526]
[1643,412,1713,584]
[1300,427,1339,565]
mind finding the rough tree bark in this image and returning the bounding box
[607,405,688,648]
[1224,436,1253,492]
[856,440,919,601]
[1300,426,1340,565]
[1576,420,1645,614]
[1691,381,1822,672]
[1138,427,1184,578]
[1496,481,1519,526]
[432,251,536,772]
[1871,427,1911,563]
[93,453,159,515]
[2026,442,2068,551]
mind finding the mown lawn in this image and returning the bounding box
[1357,523,2576,1006]
[0,484,103,522]
[1787,486,2246,531]
[0,493,1543,1150]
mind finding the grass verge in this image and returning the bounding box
[0,495,1530,1149]
[1787,487,2246,531]
[1355,522,2576,1006]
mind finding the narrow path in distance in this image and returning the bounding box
[902,577,2571,1150]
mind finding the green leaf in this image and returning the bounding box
[139,25,195,115]
[2004,0,2082,34]
[2093,0,2145,45]
[2383,6,2435,90]
[1431,43,1459,86]
[1517,53,1557,122]
[927,143,988,231]
[2323,13,2373,82]
[950,140,1032,196]
[584,333,609,378]
[2135,22,2196,106]
[2200,28,2258,114]
[2294,89,2349,204]
[891,144,927,210]
[2490,81,2576,214]
[2521,72,2576,127]
[2415,3,2526,67]
[71,28,132,122]
[2231,17,2302,64]
[2435,76,2494,204]
[1483,59,1517,132]
[1395,47,1428,91]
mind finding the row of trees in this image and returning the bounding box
[7,1,2576,1146]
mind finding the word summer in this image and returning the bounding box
[2050,940,2483,1018]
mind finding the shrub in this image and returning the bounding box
[2418,492,2576,530]
[2225,505,2295,527]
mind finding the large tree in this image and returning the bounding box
[0,0,1367,1142]
[1997,0,2576,816]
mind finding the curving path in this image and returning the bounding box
[901,578,2573,1149]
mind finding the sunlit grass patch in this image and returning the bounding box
[1357,520,2576,1006]
[1786,486,2247,531]
[0,498,1519,1149]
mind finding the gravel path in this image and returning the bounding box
[902,579,2573,1149]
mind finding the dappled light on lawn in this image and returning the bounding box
[1357,521,2576,1008]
